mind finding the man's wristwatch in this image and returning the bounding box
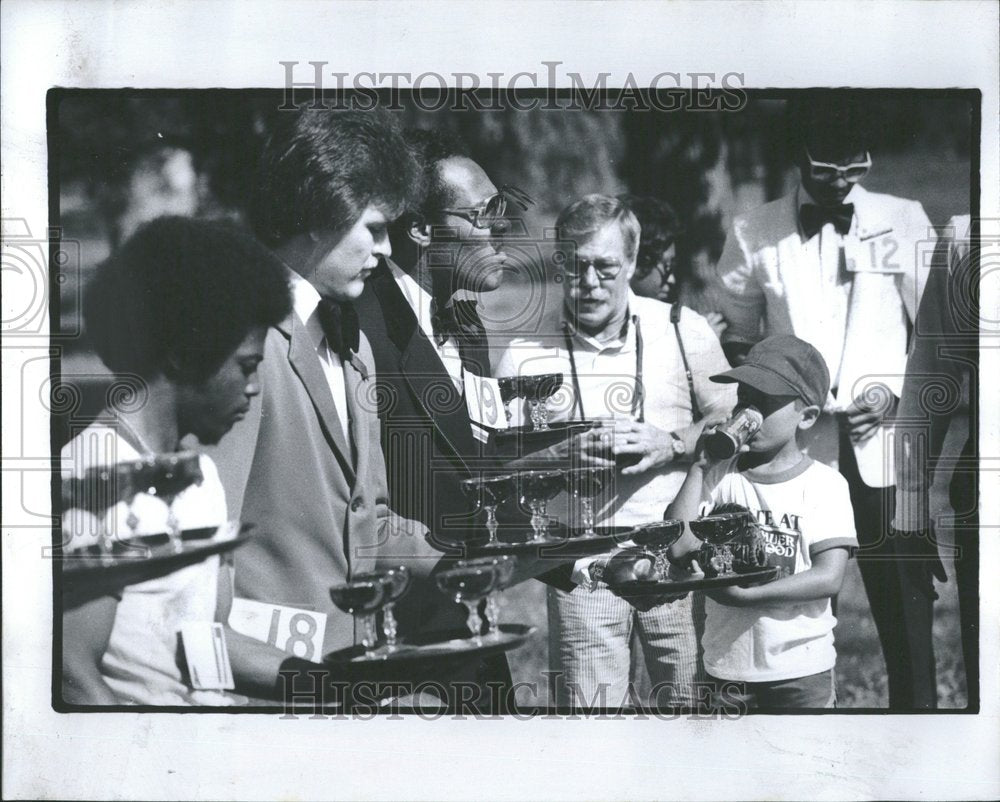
[585,559,608,592]
[668,430,687,459]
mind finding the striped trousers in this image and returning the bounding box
[547,584,704,709]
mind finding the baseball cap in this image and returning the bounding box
[710,335,830,407]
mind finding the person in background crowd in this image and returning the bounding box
[707,95,938,709]
[893,214,977,709]
[619,194,728,340]
[496,194,735,709]
[61,217,295,705]
[619,194,683,303]
[98,140,201,248]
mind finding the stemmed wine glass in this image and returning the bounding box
[63,465,139,560]
[329,579,387,659]
[456,555,515,639]
[497,376,520,424]
[519,373,563,431]
[689,510,754,576]
[517,469,566,542]
[353,566,411,653]
[64,453,202,559]
[630,519,685,577]
[565,467,610,537]
[435,563,500,646]
[459,473,516,546]
[135,452,203,553]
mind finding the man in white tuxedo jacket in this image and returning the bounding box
[708,97,940,709]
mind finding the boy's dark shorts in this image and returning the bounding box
[706,669,836,711]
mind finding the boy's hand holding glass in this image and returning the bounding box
[691,415,740,468]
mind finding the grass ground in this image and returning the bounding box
[501,542,968,710]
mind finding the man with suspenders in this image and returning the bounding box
[496,194,735,708]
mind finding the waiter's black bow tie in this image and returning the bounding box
[430,299,486,347]
[316,299,361,362]
[800,203,854,239]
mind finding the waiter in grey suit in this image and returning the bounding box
[210,108,426,655]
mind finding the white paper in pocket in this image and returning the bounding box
[179,622,235,690]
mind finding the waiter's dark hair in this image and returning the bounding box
[786,93,873,160]
[250,108,422,246]
[84,216,292,382]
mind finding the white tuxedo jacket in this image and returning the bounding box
[711,184,935,486]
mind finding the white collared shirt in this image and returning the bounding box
[388,261,466,391]
[495,291,735,527]
[796,184,858,389]
[289,272,350,442]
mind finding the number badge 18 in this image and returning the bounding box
[228,598,327,663]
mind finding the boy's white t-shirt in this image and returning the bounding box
[699,456,858,683]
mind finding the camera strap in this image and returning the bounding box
[562,315,644,422]
[670,303,702,422]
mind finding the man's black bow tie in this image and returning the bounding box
[430,299,486,346]
[316,299,361,362]
[800,203,854,239]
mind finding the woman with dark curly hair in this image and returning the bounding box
[61,216,293,705]
[619,194,727,338]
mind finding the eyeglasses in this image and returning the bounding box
[638,255,676,285]
[563,258,626,282]
[439,184,535,229]
[805,149,871,183]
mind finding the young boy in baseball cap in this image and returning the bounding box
[666,334,858,709]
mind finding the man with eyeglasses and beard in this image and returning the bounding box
[495,194,735,710]
[357,129,531,543]
[356,130,577,709]
[707,94,940,709]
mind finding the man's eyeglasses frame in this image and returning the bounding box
[805,149,872,183]
[439,184,535,229]
[562,258,627,283]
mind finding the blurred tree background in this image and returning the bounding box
[56,89,973,345]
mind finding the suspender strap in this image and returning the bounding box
[631,315,645,422]
[562,324,586,421]
[562,316,645,422]
[671,303,701,421]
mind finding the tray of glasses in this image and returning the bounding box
[59,523,252,590]
[490,420,602,459]
[464,524,639,559]
[611,566,780,595]
[323,624,537,668]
